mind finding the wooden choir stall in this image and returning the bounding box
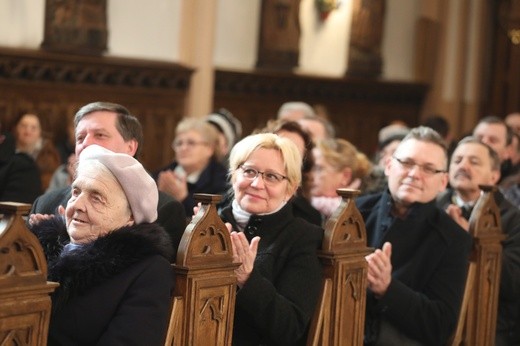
[0,202,58,345]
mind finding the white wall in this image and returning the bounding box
[0,0,419,80]
[381,0,420,80]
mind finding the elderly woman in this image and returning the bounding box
[155,117,228,217]
[221,133,324,345]
[30,145,174,345]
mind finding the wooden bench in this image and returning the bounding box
[164,194,238,345]
[165,190,371,346]
[449,185,505,345]
[0,202,58,346]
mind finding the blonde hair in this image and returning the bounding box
[316,138,372,182]
[229,133,302,194]
[174,117,220,157]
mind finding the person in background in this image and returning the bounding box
[297,115,335,143]
[257,119,322,226]
[30,145,174,345]
[357,126,471,345]
[155,117,228,218]
[505,112,520,135]
[29,102,186,259]
[436,136,520,346]
[421,114,457,156]
[205,108,242,166]
[13,112,61,192]
[46,153,77,192]
[473,116,516,182]
[220,133,323,345]
[277,101,316,122]
[311,138,374,222]
[0,122,41,203]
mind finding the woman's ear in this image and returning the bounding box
[341,168,352,187]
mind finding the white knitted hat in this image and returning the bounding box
[78,145,158,223]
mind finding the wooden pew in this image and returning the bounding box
[164,194,238,346]
[449,185,505,346]
[165,190,370,345]
[307,189,372,346]
[0,202,58,345]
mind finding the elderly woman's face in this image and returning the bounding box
[233,148,294,214]
[173,129,214,173]
[65,163,133,244]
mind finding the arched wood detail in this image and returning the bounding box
[307,188,372,346]
[449,185,505,346]
[0,202,59,346]
[167,194,238,346]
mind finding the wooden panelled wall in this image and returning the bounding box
[0,47,427,171]
[214,69,428,157]
[0,47,192,172]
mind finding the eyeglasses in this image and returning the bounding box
[393,156,446,175]
[172,139,208,149]
[239,165,288,185]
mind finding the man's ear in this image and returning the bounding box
[490,170,501,185]
[126,139,139,157]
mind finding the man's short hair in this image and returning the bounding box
[74,102,144,158]
[475,115,513,146]
[401,126,448,167]
[277,102,315,119]
[456,136,501,171]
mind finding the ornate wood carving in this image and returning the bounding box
[41,0,108,56]
[307,189,372,346]
[166,194,238,346]
[0,47,193,172]
[347,0,386,77]
[449,185,505,346]
[0,202,59,346]
[257,0,301,71]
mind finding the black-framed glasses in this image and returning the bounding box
[393,156,446,175]
[239,165,288,185]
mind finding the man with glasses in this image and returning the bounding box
[356,126,472,345]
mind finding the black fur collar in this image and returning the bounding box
[31,217,173,309]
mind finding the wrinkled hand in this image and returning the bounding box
[157,170,188,201]
[230,231,260,288]
[365,242,392,298]
[445,204,470,231]
[29,205,65,226]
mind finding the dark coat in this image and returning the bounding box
[221,202,324,346]
[437,189,520,346]
[356,190,472,346]
[154,159,229,217]
[30,187,186,260]
[0,132,41,203]
[31,217,174,346]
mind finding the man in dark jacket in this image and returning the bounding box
[357,126,472,345]
[437,136,520,346]
[29,102,186,259]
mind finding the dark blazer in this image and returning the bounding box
[357,190,472,346]
[437,189,520,346]
[30,187,186,260]
[154,159,229,217]
[31,217,174,346]
[0,132,41,203]
[221,202,324,346]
